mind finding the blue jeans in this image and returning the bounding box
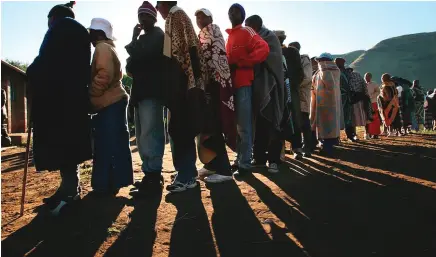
[235,86,253,170]
[134,99,165,173]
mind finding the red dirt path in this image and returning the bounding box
[2,132,436,257]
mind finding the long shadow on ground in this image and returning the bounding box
[165,186,217,257]
[207,180,305,257]
[1,195,127,257]
[261,148,436,257]
[104,192,162,257]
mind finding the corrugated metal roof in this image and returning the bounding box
[1,60,26,77]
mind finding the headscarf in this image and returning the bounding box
[48,1,75,19]
[138,1,157,22]
[163,6,207,90]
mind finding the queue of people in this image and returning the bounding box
[26,1,435,215]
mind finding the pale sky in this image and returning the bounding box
[2,0,436,70]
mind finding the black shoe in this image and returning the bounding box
[251,159,267,168]
[89,189,119,198]
[293,149,304,160]
[233,167,251,177]
[130,173,164,198]
[231,164,239,172]
[43,187,81,205]
[302,151,312,158]
[47,194,81,216]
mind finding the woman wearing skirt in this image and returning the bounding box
[88,18,133,196]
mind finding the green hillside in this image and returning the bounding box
[332,50,366,64]
[350,32,436,91]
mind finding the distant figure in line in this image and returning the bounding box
[311,53,341,156]
[364,72,381,139]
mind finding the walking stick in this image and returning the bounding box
[20,122,32,216]
[20,84,32,217]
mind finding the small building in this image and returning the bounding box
[1,60,28,134]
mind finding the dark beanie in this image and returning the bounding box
[48,1,76,19]
[230,3,246,21]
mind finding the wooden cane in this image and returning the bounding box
[20,83,32,217]
[20,122,32,216]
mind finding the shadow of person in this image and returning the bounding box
[104,191,163,257]
[2,194,128,257]
[207,178,302,257]
[165,186,217,257]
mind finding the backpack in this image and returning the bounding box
[301,55,312,82]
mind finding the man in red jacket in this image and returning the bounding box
[226,3,269,177]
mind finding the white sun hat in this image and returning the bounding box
[88,18,116,41]
[195,8,213,18]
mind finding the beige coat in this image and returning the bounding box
[90,40,127,111]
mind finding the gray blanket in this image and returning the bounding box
[252,26,285,131]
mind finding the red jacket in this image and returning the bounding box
[226,25,269,89]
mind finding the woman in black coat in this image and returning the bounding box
[26,1,92,214]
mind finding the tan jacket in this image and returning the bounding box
[90,40,127,111]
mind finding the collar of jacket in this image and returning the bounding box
[226,24,242,35]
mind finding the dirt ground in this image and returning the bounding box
[2,131,436,257]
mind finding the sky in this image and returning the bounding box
[1,0,436,70]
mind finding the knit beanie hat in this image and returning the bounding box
[138,1,157,21]
[48,1,75,19]
[230,3,246,22]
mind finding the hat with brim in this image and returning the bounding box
[89,18,116,41]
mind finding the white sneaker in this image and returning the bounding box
[198,167,215,177]
[204,174,233,183]
[166,179,197,193]
[268,163,279,174]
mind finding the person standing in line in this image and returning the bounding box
[393,80,405,136]
[311,53,341,156]
[194,8,236,183]
[273,30,293,161]
[156,1,208,192]
[125,1,166,197]
[424,89,435,130]
[274,34,304,159]
[288,41,313,157]
[1,88,11,147]
[26,1,92,214]
[347,67,373,139]
[335,58,355,141]
[378,73,401,136]
[226,3,269,177]
[88,18,134,196]
[364,73,381,139]
[411,80,425,131]
[245,15,284,173]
